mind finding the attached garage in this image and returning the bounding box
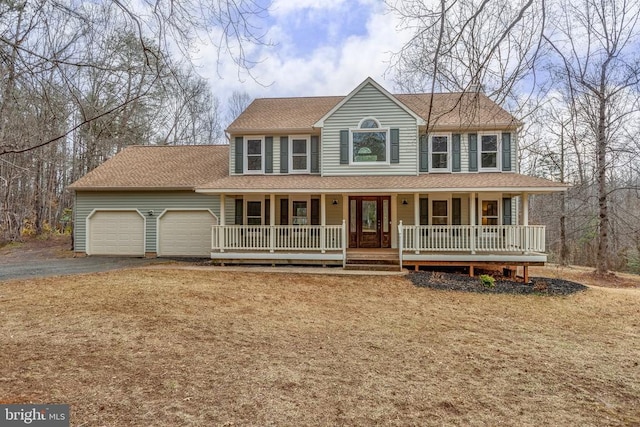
[157,210,217,257]
[87,210,145,256]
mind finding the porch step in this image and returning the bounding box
[344,263,401,272]
[345,249,399,270]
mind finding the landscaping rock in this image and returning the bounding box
[409,271,587,295]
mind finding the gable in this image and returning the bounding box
[321,82,420,176]
[314,77,425,128]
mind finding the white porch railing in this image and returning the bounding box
[399,223,545,253]
[212,224,344,253]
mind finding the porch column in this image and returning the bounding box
[218,194,225,252]
[342,194,349,225]
[269,193,275,252]
[521,193,529,226]
[320,194,326,253]
[414,193,420,254]
[219,194,226,225]
[469,192,476,254]
[469,192,476,226]
[522,193,530,255]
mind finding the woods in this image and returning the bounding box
[388,0,640,274]
[0,0,262,241]
[1,0,639,274]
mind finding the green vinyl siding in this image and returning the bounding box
[74,191,221,253]
[322,82,419,176]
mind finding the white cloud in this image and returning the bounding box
[270,0,351,17]
[193,0,410,126]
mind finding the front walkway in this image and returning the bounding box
[144,264,409,276]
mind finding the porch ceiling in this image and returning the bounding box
[196,173,568,194]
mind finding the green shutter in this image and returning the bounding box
[468,133,478,172]
[234,137,243,174]
[339,130,349,164]
[280,136,288,173]
[279,198,289,225]
[452,198,462,225]
[503,198,512,225]
[311,136,320,173]
[311,199,320,225]
[234,198,243,225]
[419,198,429,225]
[452,134,461,172]
[264,198,270,225]
[265,137,273,173]
[502,132,512,171]
[390,128,400,163]
[419,135,429,172]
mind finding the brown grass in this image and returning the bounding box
[1,269,639,426]
[531,264,640,289]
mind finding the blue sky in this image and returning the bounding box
[196,0,408,105]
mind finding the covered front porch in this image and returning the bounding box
[209,191,546,270]
[193,170,570,270]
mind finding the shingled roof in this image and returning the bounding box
[69,144,566,193]
[68,145,229,190]
[196,173,567,194]
[227,91,519,133]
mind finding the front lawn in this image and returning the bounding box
[1,269,638,426]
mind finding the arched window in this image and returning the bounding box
[359,118,380,129]
[351,118,388,163]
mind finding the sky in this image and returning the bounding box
[194,0,410,106]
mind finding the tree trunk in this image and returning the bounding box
[596,92,609,275]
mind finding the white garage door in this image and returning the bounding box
[88,211,145,256]
[158,210,217,257]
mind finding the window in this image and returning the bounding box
[246,201,262,225]
[245,137,264,173]
[292,201,308,225]
[351,117,389,164]
[290,137,310,173]
[481,200,499,225]
[432,200,448,225]
[480,134,499,170]
[431,135,450,171]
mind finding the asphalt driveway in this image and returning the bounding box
[0,257,170,282]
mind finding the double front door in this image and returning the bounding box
[349,196,391,248]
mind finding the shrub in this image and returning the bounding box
[479,274,495,288]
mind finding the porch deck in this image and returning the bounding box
[210,224,547,273]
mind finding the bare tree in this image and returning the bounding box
[226,90,252,125]
[543,0,640,275]
[0,0,270,241]
[387,0,548,105]
[0,0,270,156]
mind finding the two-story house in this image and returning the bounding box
[69,78,567,275]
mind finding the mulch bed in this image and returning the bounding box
[409,271,588,295]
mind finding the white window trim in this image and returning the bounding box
[478,132,501,172]
[430,196,451,226]
[430,133,452,173]
[289,135,311,174]
[358,117,382,128]
[244,136,265,174]
[349,127,390,166]
[290,197,311,226]
[244,196,263,225]
[479,194,502,226]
